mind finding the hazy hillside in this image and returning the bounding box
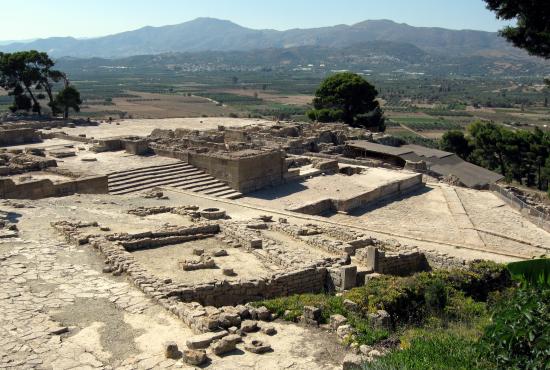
[55,41,549,78]
[0,17,529,59]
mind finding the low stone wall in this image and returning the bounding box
[490,183,550,233]
[221,222,342,269]
[52,221,329,332]
[270,222,360,256]
[287,199,334,215]
[42,132,91,143]
[166,266,327,306]
[333,174,423,213]
[122,138,150,155]
[356,246,429,276]
[0,128,41,146]
[288,174,424,215]
[0,175,108,199]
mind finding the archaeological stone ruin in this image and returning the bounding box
[1,116,549,369]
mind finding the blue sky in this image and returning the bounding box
[0,0,514,41]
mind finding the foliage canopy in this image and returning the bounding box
[0,50,80,118]
[484,0,550,59]
[308,72,385,131]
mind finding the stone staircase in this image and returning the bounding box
[107,162,242,199]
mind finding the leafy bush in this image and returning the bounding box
[424,278,448,314]
[444,290,487,323]
[364,332,488,370]
[507,259,550,288]
[254,293,347,323]
[253,293,387,345]
[343,261,509,324]
[478,286,550,369]
[307,108,343,122]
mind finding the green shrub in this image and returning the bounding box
[343,261,509,325]
[507,259,550,288]
[255,262,510,350]
[444,290,487,323]
[253,293,346,323]
[307,108,343,122]
[424,279,448,314]
[478,286,550,369]
[364,332,488,370]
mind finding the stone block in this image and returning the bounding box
[261,325,277,336]
[256,306,272,321]
[303,306,322,323]
[244,339,272,354]
[240,320,258,333]
[163,341,180,359]
[343,299,358,311]
[342,353,364,370]
[341,265,357,290]
[336,324,353,339]
[329,314,347,330]
[249,239,262,249]
[183,349,207,366]
[186,331,227,349]
[211,338,236,356]
[223,334,242,345]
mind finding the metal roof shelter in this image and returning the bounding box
[346,140,504,189]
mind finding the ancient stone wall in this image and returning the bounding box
[332,174,423,213]
[121,138,150,155]
[42,132,91,143]
[286,199,334,215]
[168,266,327,306]
[356,246,430,276]
[0,128,41,146]
[152,147,286,194]
[0,175,108,199]
[288,174,424,215]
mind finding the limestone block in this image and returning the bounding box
[341,265,357,290]
[183,349,207,366]
[342,353,364,370]
[244,339,272,354]
[343,299,358,311]
[261,325,277,335]
[303,306,322,323]
[163,341,180,359]
[211,337,236,356]
[223,334,242,345]
[336,324,353,339]
[222,268,236,276]
[249,239,262,249]
[212,249,228,257]
[256,306,272,321]
[186,331,227,349]
[240,320,258,333]
[329,314,348,330]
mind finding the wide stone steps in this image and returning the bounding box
[108,169,205,192]
[108,161,242,199]
[109,162,191,179]
[109,165,197,183]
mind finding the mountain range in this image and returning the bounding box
[0,17,528,59]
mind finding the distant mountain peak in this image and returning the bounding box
[0,17,519,59]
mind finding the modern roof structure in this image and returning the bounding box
[346,140,504,189]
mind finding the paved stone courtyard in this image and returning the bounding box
[0,195,347,369]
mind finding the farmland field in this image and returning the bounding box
[80,91,238,119]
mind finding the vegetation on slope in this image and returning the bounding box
[254,259,550,369]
